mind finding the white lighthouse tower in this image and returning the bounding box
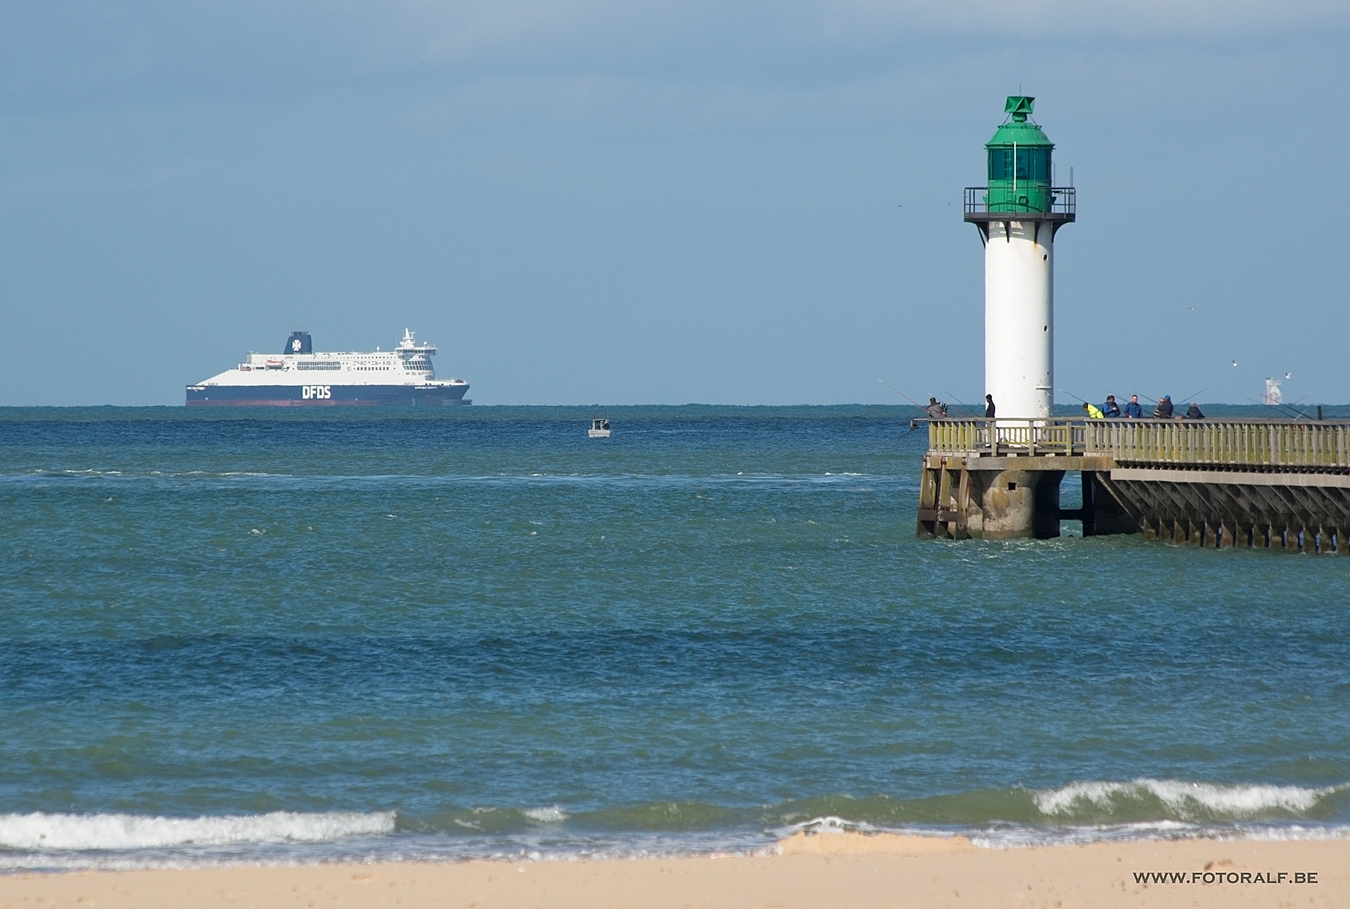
[964,96,1074,419]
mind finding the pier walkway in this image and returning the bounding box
[918,419,1350,553]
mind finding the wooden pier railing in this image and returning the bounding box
[928,418,1084,457]
[928,419,1350,470]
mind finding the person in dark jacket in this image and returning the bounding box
[926,397,948,420]
[985,394,996,419]
[1102,394,1121,418]
[1185,402,1205,419]
[1125,394,1144,418]
[1153,395,1174,418]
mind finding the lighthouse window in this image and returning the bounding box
[1017,148,1050,181]
[988,149,1011,181]
[988,148,1050,182]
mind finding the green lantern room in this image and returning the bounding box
[985,96,1054,213]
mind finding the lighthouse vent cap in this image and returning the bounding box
[1005,95,1035,121]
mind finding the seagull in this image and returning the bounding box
[1285,372,1292,379]
[1187,306,1195,311]
[1232,360,1238,367]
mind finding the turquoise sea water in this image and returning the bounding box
[1,405,1348,869]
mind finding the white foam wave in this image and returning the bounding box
[778,816,879,837]
[523,806,569,823]
[0,811,396,851]
[974,822,1350,850]
[1034,779,1338,818]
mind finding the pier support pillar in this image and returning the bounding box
[969,468,1063,539]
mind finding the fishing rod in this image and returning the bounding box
[876,378,975,418]
[1244,395,1303,419]
[1281,394,1313,420]
[1136,387,1206,416]
[940,392,980,419]
[1058,387,1114,418]
[1244,395,1312,421]
[1127,388,1204,405]
[877,379,928,411]
[1061,386,1136,413]
[880,378,934,429]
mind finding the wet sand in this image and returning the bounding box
[1,833,1343,908]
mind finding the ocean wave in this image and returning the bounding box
[1033,779,1342,821]
[777,815,879,837]
[971,821,1350,849]
[1,799,1349,871]
[0,810,396,851]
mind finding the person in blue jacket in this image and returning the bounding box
[1125,395,1144,418]
[1102,395,1122,417]
[1185,402,1205,419]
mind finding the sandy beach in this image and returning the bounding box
[1,833,1343,909]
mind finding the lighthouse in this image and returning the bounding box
[964,96,1075,420]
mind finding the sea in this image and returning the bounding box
[1,404,1348,871]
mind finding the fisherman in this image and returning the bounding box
[985,394,996,419]
[1185,402,1205,420]
[1102,394,1121,418]
[1125,394,1144,419]
[926,397,948,420]
[1082,401,1105,419]
[1153,395,1174,419]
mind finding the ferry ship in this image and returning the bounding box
[186,329,470,406]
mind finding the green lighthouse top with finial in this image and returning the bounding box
[985,96,1054,213]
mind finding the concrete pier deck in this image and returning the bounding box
[917,419,1350,553]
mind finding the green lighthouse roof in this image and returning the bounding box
[987,95,1053,149]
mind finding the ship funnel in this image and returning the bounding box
[284,331,312,355]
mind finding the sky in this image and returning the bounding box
[1,1,1347,406]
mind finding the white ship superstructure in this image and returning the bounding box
[186,329,470,406]
[1263,378,1283,407]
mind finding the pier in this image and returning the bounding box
[917,419,1350,554]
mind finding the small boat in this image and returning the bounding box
[588,417,611,439]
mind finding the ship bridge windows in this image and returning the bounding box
[989,147,1050,182]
